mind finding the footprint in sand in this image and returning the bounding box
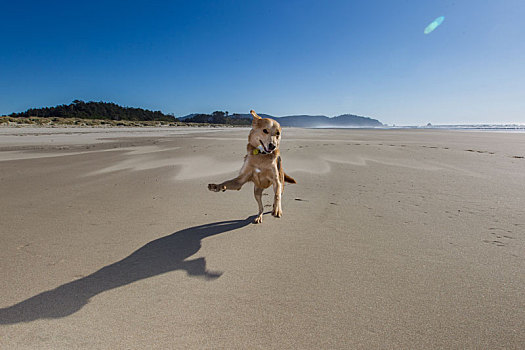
[483,227,515,247]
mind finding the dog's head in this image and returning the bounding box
[248,110,282,154]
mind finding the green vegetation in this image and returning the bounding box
[4,102,250,127]
[183,111,251,125]
[0,115,241,128]
[8,100,176,122]
[0,116,194,127]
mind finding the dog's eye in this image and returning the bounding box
[276,131,280,136]
[263,129,269,134]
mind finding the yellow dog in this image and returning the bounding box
[208,110,296,223]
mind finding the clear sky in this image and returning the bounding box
[1,0,524,125]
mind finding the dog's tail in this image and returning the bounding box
[284,173,297,184]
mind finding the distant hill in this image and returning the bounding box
[179,112,273,121]
[229,113,275,120]
[178,113,199,120]
[182,112,382,127]
[9,100,177,122]
[276,114,383,127]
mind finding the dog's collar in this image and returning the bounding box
[253,144,273,155]
[252,148,269,155]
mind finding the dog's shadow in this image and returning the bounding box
[0,218,253,325]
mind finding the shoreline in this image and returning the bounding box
[3,123,525,133]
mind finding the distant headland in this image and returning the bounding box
[2,100,384,128]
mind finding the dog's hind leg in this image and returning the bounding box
[253,186,264,223]
[272,181,283,218]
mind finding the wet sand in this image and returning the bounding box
[1,127,524,349]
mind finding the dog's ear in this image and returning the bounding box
[250,110,261,127]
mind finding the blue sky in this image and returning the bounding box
[1,0,524,125]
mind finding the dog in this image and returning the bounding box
[208,110,296,223]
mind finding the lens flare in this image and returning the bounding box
[424,16,445,34]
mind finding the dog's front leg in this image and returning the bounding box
[209,159,251,192]
[208,166,251,192]
[208,175,248,192]
[272,179,283,218]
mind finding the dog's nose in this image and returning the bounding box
[268,143,275,150]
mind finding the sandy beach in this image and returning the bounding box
[1,126,524,349]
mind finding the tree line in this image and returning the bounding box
[183,111,251,125]
[9,100,176,122]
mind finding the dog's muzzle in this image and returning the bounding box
[258,140,273,154]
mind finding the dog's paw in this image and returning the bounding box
[208,184,226,192]
[272,208,282,218]
[253,215,263,224]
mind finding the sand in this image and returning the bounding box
[0,127,524,349]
